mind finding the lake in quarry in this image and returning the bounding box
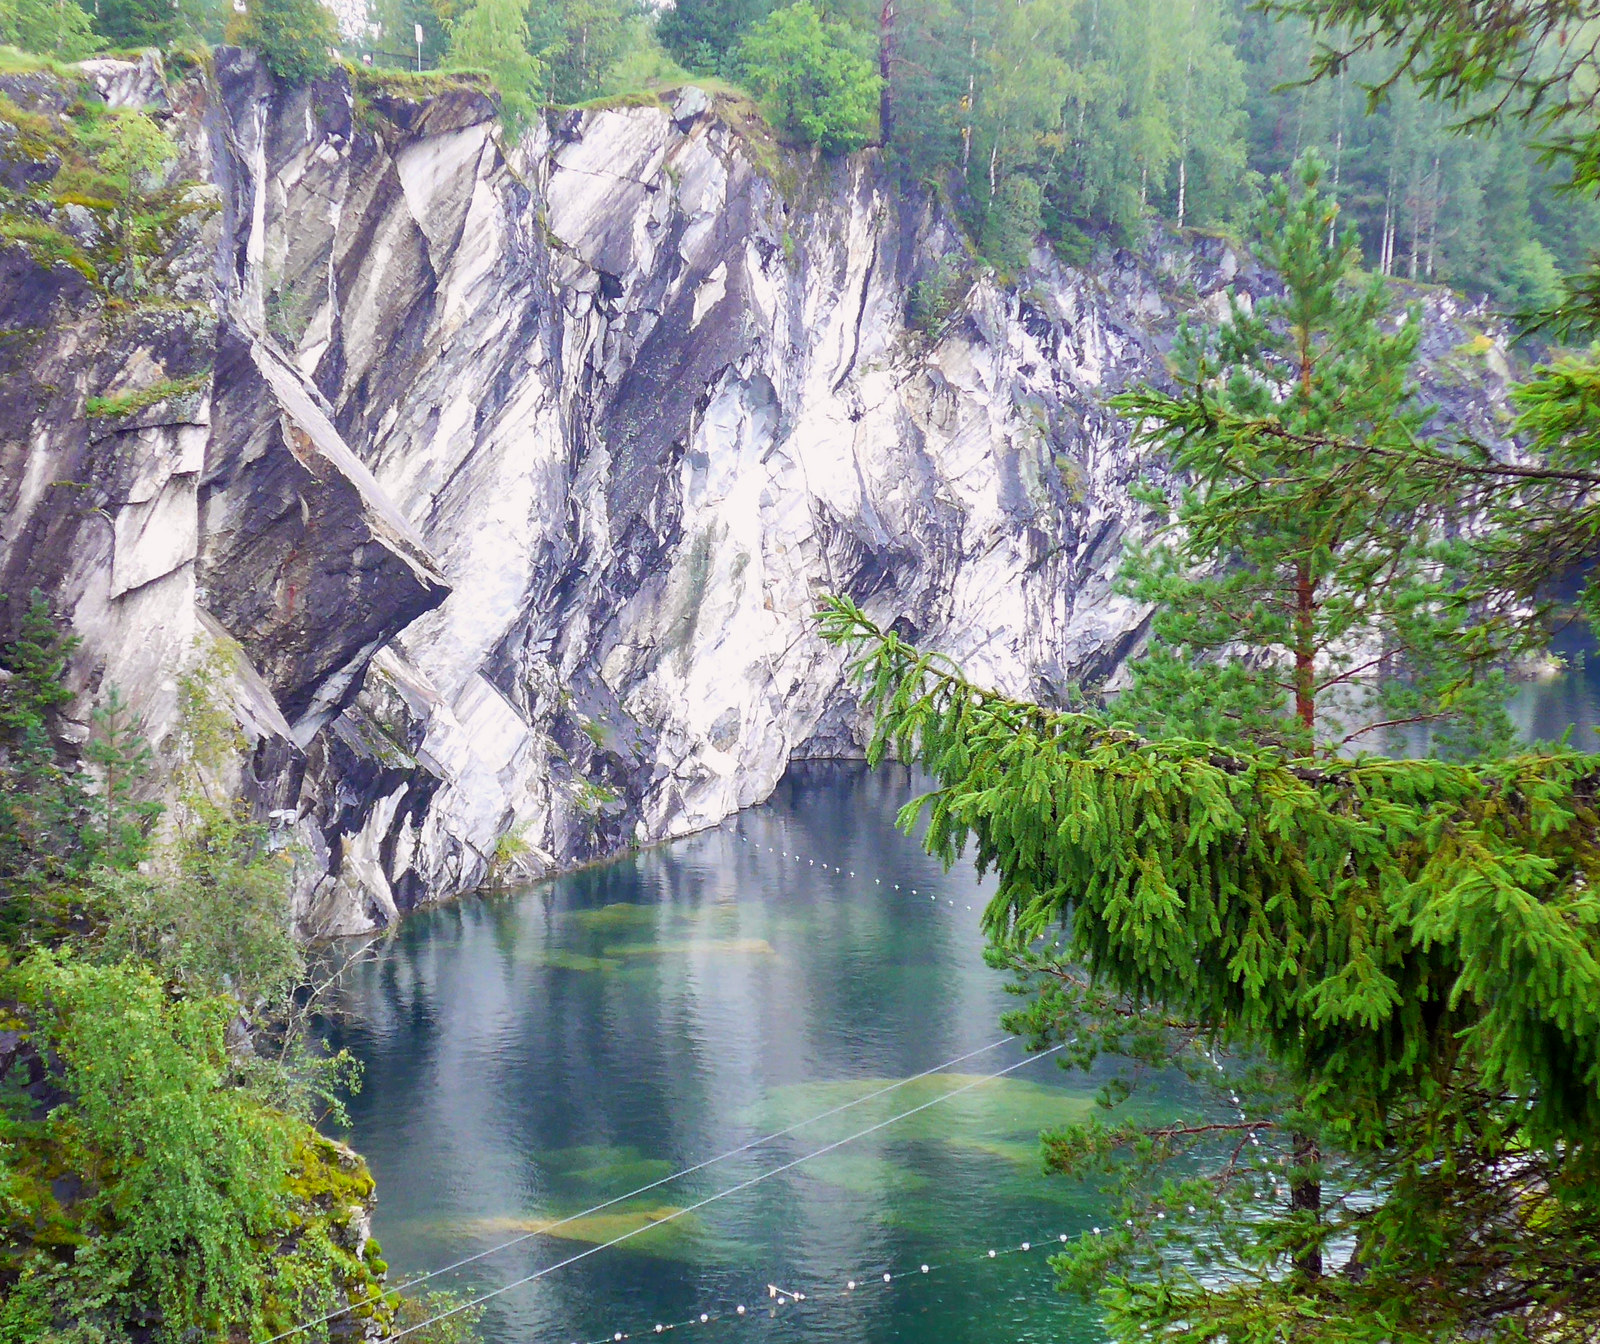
[324,762,1190,1344]
[324,669,1599,1344]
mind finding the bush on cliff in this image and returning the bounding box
[447,0,545,130]
[0,602,380,1342]
[229,0,337,84]
[737,0,879,154]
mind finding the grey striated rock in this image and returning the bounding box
[0,61,1518,935]
[197,322,449,743]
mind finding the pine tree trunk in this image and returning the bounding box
[1294,339,1316,741]
[1294,561,1315,736]
[1291,1130,1323,1279]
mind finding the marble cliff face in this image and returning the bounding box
[0,54,1514,934]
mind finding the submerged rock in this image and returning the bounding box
[0,60,1516,935]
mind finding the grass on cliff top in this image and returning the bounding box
[0,45,83,77]
[349,64,494,101]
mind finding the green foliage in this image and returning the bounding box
[821,592,1600,1341]
[527,0,640,104]
[0,610,381,1343]
[447,0,546,127]
[83,687,160,871]
[69,109,177,297]
[809,145,1600,1334]
[91,0,178,46]
[229,0,337,84]
[0,591,92,933]
[1112,155,1512,760]
[83,370,210,419]
[979,172,1041,275]
[0,957,385,1344]
[737,0,880,153]
[1235,4,1600,311]
[394,1290,487,1344]
[0,99,206,301]
[907,253,970,330]
[2,955,294,1338]
[0,0,92,57]
[656,0,769,79]
[87,813,298,1003]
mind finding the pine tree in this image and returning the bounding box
[85,686,160,872]
[448,0,545,129]
[820,588,1600,1342]
[816,154,1600,1344]
[0,591,89,927]
[1113,154,1510,760]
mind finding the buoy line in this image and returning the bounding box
[262,1036,1024,1343]
[569,1230,1072,1344]
[731,828,982,913]
[377,1044,1069,1344]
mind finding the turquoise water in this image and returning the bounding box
[325,763,1180,1344]
[325,656,1600,1344]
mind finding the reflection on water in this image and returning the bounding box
[1512,620,1600,746]
[325,764,1184,1344]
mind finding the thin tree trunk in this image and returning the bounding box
[1177,0,1194,229]
[1408,164,1421,279]
[1382,120,1401,275]
[879,0,895,145]
[1291,1131,1323,1279]
[1328,71,1345,248]
[1294,330,1316,740]
[1426,152,1441,278]
[961,29,976,172]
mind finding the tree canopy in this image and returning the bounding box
[229,0,338,83]
[737,0,881,153]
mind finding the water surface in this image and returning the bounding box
[328,764,1178,1344]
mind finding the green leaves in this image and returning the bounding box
[1111,155,1511,763]
[737,0,881,153]
[448,0,547,129]
[229,0,338,85]
[822,591,1600,1339]
[7,955,293,1337]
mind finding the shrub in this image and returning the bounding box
[1,955,294,1339]
[979,173,1042,276]
[737,0,879,154]
[446,0,544,131]
[0,0,94,57]
[228,0,337,85]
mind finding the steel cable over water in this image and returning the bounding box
[262,1035,1024,1344]
[378,1043,1070,1343]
